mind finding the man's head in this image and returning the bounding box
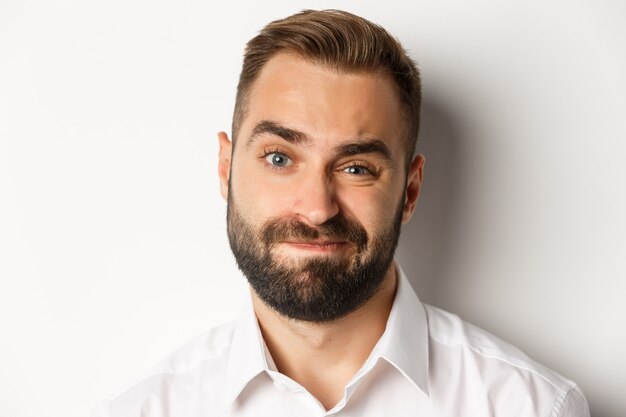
[218,9,424,323]
[232,9,422,170]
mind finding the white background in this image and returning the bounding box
[1,1,624,416]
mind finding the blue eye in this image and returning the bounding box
[343,165,371,175]
[265,152,292,168]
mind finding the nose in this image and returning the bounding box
[293,174,340,226]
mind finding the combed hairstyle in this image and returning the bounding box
[232,9,422,168]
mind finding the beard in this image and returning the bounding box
[227,194,404,323]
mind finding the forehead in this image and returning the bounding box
[238,52,405,153]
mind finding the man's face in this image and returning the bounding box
[218,52,424,322]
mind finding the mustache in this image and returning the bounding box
[261,215,368,251]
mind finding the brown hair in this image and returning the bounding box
[232,9,421,168]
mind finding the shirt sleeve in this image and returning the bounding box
[553,385,591,417]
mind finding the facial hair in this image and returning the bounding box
[227,194,404,323]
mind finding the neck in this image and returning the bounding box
[251,263,398,410]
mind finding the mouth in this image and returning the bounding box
[280,240,350,253]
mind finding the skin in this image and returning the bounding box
[217,52,425,410]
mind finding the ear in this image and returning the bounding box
[401,154,425,224]
[217,131,232,201]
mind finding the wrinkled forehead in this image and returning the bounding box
[237,52,406,156]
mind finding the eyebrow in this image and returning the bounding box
[246,119,394,165]
[246,120,310,147]
[334,140,393,164]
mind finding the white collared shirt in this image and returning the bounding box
[92,265,589,417]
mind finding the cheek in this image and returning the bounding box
[230,162,295,220]
[337,185,399,231]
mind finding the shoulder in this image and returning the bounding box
[91,320,237,417]
[152,320,236,374]
[423,304,590,417]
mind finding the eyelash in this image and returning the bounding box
[259,148,292,170]
[339,162,378,177]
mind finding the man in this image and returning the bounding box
[93,9,590,417]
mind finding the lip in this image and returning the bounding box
[280,240,349,252]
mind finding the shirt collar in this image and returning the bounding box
[373,263,430,396]
[223,292,267,414]
[223,262,430,412]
